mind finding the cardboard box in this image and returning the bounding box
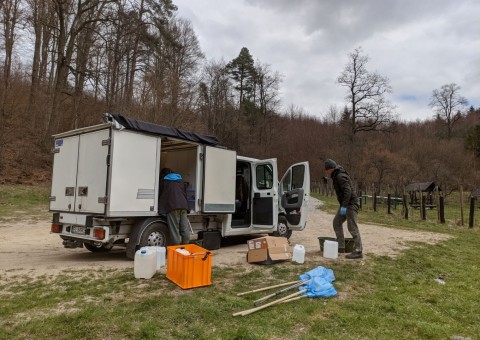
[247,236,291,264]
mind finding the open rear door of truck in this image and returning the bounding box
[202,146,236,213]
[108,129,161,216]
[279,161,310,230]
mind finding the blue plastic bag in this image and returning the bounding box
[299,276,337,297]
[299,266,335,283]
[298,266,337,297]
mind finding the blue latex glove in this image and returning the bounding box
[339,207,347,216]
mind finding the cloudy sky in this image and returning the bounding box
[174,0,480,121]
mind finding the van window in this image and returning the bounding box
[256,164,273,189]
[282,169,291,192]
[291,165,305,189]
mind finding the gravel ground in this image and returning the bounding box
[0,197,450,280]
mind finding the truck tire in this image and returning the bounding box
[272,215,292,239]
[84,242,113,253]
[126,218,170,260]
[139,221,171,248]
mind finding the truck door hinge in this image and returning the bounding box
[51,148,60,154]
[98,196,108,204]
[101,138,111,146]
[199,153,204,161]
[49,196,56,201]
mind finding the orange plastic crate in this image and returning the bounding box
[166,244,213,289]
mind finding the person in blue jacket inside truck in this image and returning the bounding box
[324,159,363,259]
[158,168,190,245]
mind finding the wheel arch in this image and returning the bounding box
[126,217,168,259]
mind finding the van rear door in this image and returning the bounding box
[251,159,278,229]
[76,129,110,214]
[50,135,80,212]
[279,161,310,230]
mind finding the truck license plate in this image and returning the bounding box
[71,226,86,235]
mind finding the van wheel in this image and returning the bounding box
[84,243,113,253]
[139,221,170,248]
[272,216,292,239]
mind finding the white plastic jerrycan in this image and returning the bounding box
[292,244,305,264]
[134,248,157,279]
[323,240,338,259]
[141,246,166,270]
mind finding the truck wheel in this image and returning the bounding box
[272,216,292,239]
[139,221,170,248]
[84,243,113,253]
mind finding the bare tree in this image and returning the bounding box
[45,0,115,137]
[1,0,23,114]
[199,59,236,144]
[323,105,341,124]
[429,83,468,139]
[253,61,281,147]
[26,0,43,124]
[337,47,396,134]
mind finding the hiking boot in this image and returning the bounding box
[346,251,363,259]
[338,248,346,254]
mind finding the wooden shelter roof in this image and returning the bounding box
[404,182,437,192]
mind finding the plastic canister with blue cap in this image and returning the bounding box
[134,248,157,279]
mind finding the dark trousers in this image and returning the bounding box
[333,207,363,252]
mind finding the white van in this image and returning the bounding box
[49,113,310,259]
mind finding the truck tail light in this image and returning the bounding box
[94,228,105,240]
[51,224,62,233]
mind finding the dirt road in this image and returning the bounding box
[0,197,450,279]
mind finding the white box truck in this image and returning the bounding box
[49,113,310,259]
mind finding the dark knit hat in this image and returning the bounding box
[324,159,337,170]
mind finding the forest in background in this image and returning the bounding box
[0,0,480,196]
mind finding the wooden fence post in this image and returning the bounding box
[403,194,408,219]
[460,186,464,226]
[373,192,377,212]
[469,196,475,228]
[439,196,445,224]
[359,190,362,210]
[421,194,426,220]
[387,194,391,214]
[436,186,441,222]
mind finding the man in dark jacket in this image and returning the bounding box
[325,159,363,259]
[158,168,190,245]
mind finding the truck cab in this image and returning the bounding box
[49,113,310,258]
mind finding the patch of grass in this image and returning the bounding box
[0,184,50,221]
[2,233,479,339]
[0,188,479,339]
